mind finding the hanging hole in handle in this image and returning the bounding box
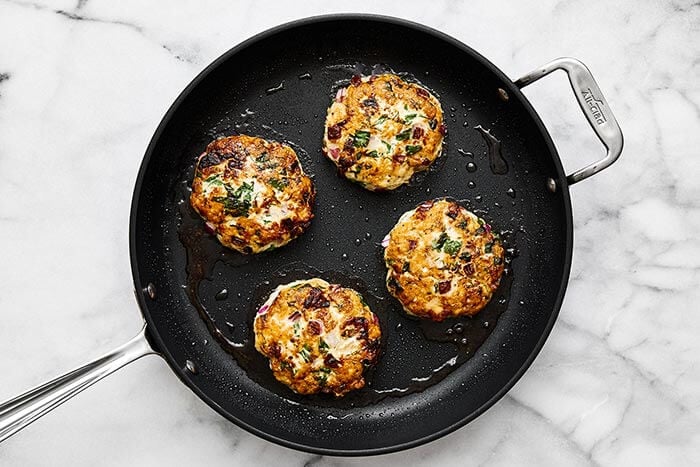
[515,57,624,185]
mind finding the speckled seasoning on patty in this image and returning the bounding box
[323,73,445,191]
[383,199,505,321]
[254,278,381,397]
[190,135,315,254]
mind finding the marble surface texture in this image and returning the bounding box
[1,0,699,465]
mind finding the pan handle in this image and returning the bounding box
[0,324,156,443]
[514,57,624,185]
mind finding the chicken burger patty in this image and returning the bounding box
[254,278,381,397]
[383,199,505,321]
[190,135,315,254]
[323,73,445,191]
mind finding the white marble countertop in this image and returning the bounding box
[1,0,699,465]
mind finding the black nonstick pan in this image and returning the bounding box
[0,14,623,455]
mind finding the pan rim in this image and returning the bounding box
[129,13,574,456]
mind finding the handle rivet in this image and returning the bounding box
[497,88,509,102]
[185,360,198,374]
[546,178,557,193]
[144,283,156,300]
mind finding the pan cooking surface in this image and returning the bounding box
[131,16,572,454]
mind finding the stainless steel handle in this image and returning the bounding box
[515,57,624,185]
[0,325,156,443]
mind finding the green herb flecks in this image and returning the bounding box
[396,129,412,141]
[319,338,329,353]
[353,130,371,148]
[382,140,392,152]
[299,345,312,363]
[403,113,417,123]
[213,181,254,217]
[432,232,448,250]
[433,232,461,256]
[405,145,422,155]
[367,150,379,158]
[443,239,462,256]
[204,174,224,186]
[269,178,288,191]
[315,367,332,385]
[373,115,388,127]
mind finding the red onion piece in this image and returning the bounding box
[381,234,390,248]
[204,222,217,235]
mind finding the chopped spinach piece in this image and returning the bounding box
[403,113,417,123]
[373,115,388,127]
[353,130,371,148]
[269,178,288,190]
[432,232,448,250]
[204,174,223,185]
[213,181,254,216]
[319,338,329,352]
[443,239,462,256]
[382,140,392,152]
[405,145,422,155]
[367,150,379,158]
[299,345,312,363]
[396,129,412,141]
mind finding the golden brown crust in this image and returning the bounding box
[322,74,445,191]
[384,199,505,321]
[253,279,381,397]
[190,135,315,254]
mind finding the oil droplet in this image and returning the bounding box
[482,321,490,328]
[466,162,477,173]
[185,360,198,374]
[460,337,468,345]
[426,188,431,194]
[266,81,284,94]
[475,195,483,202]
[475,125,508,175]
[341,253,348,261]
[395,323,403,331]
[457,149,474,158]
[225,321,235,332]
[468,181,476,189]
[445,328,454,336]
[364,232,372,240]
[364,217,370,222]
[355,238,362,246]
[215,289,228,301]
[519,300,525,306]
[506,188,516,198]
[453,323,464,334]
[298,72,312,80]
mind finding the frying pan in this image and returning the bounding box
[0,14,623,455]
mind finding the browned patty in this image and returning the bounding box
[190,135,315,254]
[384,199,505,321]
[323,73,445,191]
[254,279,382,397]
